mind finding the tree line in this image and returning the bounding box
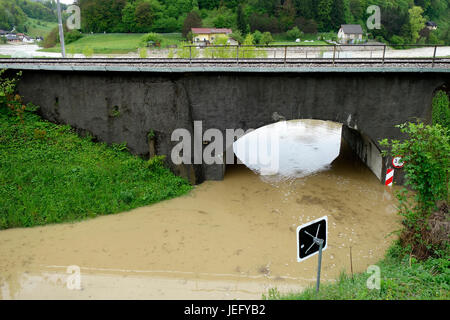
[1,0,449,45]
[76,0,448,44]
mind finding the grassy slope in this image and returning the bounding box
[266,244,449,300]
[40,33,183,54]
[25,18,58,38]
[0,105,192,229]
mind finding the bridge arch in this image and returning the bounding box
[11,68,449,185]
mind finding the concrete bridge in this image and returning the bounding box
[4,63,449,184]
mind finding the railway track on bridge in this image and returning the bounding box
[0,57,449,66]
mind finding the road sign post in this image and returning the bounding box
[316,238,324,292]
[297,216,328,293]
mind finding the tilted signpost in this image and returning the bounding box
[297,216,328,292]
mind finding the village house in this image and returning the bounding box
[191,28,232,45]
[425,21,437,30]
[337,24,364,44]
[22,35,34,43]
[5,34,19,42]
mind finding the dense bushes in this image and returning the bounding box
[140,32,163,47]
[0,70,192,229]
[380,122,449,259]
[286,26,303,40]
[65,30,84,44]
[41,25,84,48]
[432,90,450,129]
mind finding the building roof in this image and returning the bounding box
[191,28,232,35]
[340,24,364,34]
[426,21,437,27]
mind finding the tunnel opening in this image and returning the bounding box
[223,119,384,184]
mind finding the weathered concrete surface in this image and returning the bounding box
[341,125,389,183]
[13,69,449,184]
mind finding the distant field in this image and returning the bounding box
[38,32,333,55]
[26,18,57,38]
[0,55,11,58]
[40,33,183,54]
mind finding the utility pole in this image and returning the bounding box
[56,0,66,58]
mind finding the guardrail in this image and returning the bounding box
[181,44,447,67]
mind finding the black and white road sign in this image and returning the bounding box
[296,216,328,262]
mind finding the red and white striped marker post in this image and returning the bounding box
[385,168,394,186]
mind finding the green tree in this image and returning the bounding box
[182,10,202,38]
[286,26,303,40]
[380,122,449,259]
[252,30,262,44]
[121,2,137,32]
[294,0,315,20]
[236,3,247,34]
[230,30,244,44]
[134,0,161,33]
[280,0,296,30]
[408,5,426,43]
[330,0,346,31]
[260,31,273,45]
[317,0,333,32]
[349,0,363,20]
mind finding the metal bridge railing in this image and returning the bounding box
[180,43,447,67]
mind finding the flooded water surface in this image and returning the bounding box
[0,120,400,299]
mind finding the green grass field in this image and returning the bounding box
[264,242,449,300]
[0,55,11,58]
[0,103,192,229]
[40,33,183,54]
[25,18,58,38]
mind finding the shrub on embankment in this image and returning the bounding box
[380,122,449,260]
[0,70,192,229]
[432,90,450,129]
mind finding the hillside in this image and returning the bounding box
[0,0,61,36]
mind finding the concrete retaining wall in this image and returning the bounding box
[14,69,448,184]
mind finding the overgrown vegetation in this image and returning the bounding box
[380,122,449,260]
[432,90,450,129]
[0,70,192,229]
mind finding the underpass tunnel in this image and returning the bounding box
[216,120,390,185]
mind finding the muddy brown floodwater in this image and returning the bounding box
[0,120,401,300]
